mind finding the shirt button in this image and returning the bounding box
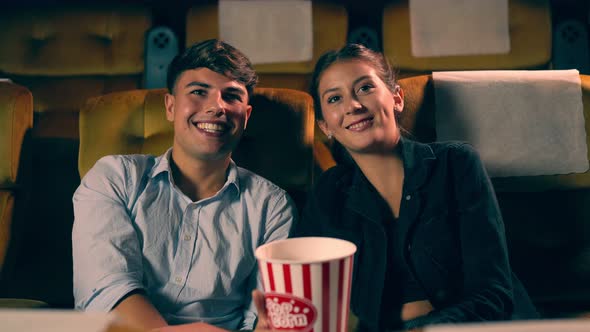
[405,194,412,201]
[184,234,191,241]
[175,276,182,283]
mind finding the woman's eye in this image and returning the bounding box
[327,95,341,104]
[357,84,374,94]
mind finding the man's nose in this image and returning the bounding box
[205,92,226,115]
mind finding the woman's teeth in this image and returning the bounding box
[348,119,372,130]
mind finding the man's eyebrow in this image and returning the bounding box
[224,86,246,95]
[185,81,211,89]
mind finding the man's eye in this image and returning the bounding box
[327,95,341,104]
[223,94,242,102]
[191,89,206,96]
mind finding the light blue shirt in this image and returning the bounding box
[72,149,296,330]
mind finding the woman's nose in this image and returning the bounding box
[346,99,364,115]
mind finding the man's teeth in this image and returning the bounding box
[196,123,226,132]
[348,119,372,130]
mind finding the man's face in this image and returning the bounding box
[165,68,252,162]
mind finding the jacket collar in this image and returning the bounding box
[343,137,436,223]
[399,136,436,191]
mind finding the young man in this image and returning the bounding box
[72,40,296,331]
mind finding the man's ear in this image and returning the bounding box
[165,93,175,122]
[393,86,404,113]
[243,104,253,129]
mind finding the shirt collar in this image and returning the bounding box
[149,148,241,194]
[149,148,173,178]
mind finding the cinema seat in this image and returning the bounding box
[0,82,32,274]
[0,4,152,308]
[382,0,552,77]
[185,2,348,93]
[396,73,590,318]
[78,88,314,210]
[0,83,47,308]
[184,1,347,171]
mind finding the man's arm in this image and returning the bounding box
[114,292,168,330]
[244,191,297,330]
[73,156,167,330]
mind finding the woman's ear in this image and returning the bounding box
[317,119,333,139]
[393,86,404,113]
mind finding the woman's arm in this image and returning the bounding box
[406,143,514,328]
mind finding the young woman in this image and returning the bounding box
[281,44,537,331]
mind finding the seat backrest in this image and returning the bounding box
[0,5,153,308]
[398,73,590,317]
[0,4,151,139]
[383,0,552,76]
[0,82,33,272]
[184,2,348,92]
[79,87,315,208]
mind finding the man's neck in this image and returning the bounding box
[170,149,231,202]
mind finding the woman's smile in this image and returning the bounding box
[346,116,374,131]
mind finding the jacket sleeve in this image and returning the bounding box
[406,143,514,329]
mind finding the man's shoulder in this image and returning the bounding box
[235,166,286,197]
[84,154,161,187]
[92,154,159,174]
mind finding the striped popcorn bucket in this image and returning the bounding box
[255,237,357,332]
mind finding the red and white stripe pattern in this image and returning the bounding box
[259,255,354,332]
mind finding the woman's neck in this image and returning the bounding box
[351,149,405,218]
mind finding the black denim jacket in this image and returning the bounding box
[293,138,537,331]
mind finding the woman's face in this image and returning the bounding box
[317,60,404,155]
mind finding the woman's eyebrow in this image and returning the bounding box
[353,75,371,86]
[321,87,340,99]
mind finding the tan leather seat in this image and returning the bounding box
[184,1,347,171]
[0,4,152,308]
[185,2,348,93]
[0,82,33,279]
[0,4,151,139]
[79,87,315,209]
[383,0,552,77]
[397,73,590,318]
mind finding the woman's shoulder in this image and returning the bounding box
[315,164,356,190]
[426,140,481,162]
